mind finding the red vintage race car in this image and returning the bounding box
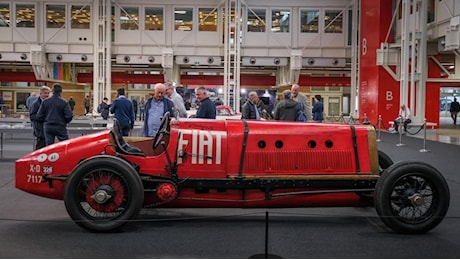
[15,113,450,233]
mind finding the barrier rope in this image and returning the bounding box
[326,114,425,136]
[405,122,426,135]
[326,113,358,124]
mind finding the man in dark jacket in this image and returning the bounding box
[143,83,175,137]
[450,97,460,124]
[242,91,260,120]
[273,90,297,121]
[29,86,50,150]
[83,95,90,115]
[195,86,216,119]
[68,97,75,112]
[98,97,110,120]
[110,88,135,136]
[132,96,138,120]
[36,84,73,145]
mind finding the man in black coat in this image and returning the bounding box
[273,90,297,121]
[450,97,460,124]
[242,91,261,120]
[36,84,74,145]
[195,86,216,119]
[29,86,51,150]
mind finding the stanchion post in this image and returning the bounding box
[396,116,405,147]
[376,115,382,142]
[1,132,3,159]
[419,118,431,153]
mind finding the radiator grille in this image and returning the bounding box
[243,150,354,173]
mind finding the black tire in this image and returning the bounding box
[64,155,144,232]
[374,161,450,234]
[378,150,393,175]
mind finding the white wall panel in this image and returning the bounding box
[44,44,69,53]
[13,28,37,43]
[268,32,292,47]
[14,43,34,52]
[436,0,454,23]
[68,44,93,53]
[142,31,166,46]
[322,33,346,47]
[0,43,13,52]
[44,28,68,43]
[116,46,142,54]
[117,30,142,45]
[195,31,220,46]
[0,28,12,42]
[68,29,92,44]
[244,32,269,47]
[173,31,196,47]
[298,33,322,48]
[193,47,222,56]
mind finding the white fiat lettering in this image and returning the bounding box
[177,130,225,164]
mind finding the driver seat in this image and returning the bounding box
[110,119,145,157]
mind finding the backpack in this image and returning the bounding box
[296,102,307,122]
[97,103,102,113]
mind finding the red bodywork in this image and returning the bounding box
[15,119,378,208]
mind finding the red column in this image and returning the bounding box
[359,0,400,125]
[426,58,441,126]
[359,1,441,127]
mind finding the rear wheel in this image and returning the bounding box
[374,161,450,234]
[64,155,144,232]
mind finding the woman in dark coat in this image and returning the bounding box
[312,95,324,122]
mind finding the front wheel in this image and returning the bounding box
[64,155,144,232]
[374,161,450,234]
[378,150,393,175]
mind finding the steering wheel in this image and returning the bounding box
[153,112,171,149]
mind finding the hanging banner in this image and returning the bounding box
[53,63,70,81]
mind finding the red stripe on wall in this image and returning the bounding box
[0,71,351,87]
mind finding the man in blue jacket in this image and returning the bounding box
[143,83,175,137]
[110,88,135,136]
[36,84,73,145]
[195,86,216,119]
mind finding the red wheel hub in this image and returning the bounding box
[86,174,125,212]
[157,183,177,201]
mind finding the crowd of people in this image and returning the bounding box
[24,82,328,148]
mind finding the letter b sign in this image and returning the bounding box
[386,91,393,101]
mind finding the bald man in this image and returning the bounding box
[291,84,311,121]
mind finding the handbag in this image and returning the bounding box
[296,102,307,122]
